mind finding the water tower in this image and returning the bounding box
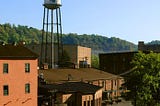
[40,0,63,69]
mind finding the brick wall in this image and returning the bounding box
[0,59,38,106]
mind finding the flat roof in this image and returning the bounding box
[39,68,121,83]
[40,81,102,94]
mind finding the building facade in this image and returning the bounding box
[63,45,91,68]
[138,41,160,53]
[38,68,124,104]
[39,82,102,106]
[99,41,160,75]
[99,52,137,75]
[26,44,91,68]
[88,78,124,100]
[0,44,38,106]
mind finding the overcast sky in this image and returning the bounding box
[0,0,160,44]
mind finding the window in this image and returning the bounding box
[3,63,8,73]
[25,83,30,93]
[51,0,56,2]
[87,101,90,106]
[3,85,9,96]
[25,63,30,73]
[83,101,86,106]
[115,80,117,86]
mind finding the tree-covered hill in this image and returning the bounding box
[62,33,137,54]
[147,40,160,45]
[0,23,137,54]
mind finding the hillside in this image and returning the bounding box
[147,40,160,45]
[62,33,137,54]
[0,23,137,54]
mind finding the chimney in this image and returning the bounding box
[138,41,144,51]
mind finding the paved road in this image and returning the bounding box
[112,100,133,106]
[104,100,133,106]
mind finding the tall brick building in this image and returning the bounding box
[0,44,38,106]
[99,51,137,75]
[99,41,160,75]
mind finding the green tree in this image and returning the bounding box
[0,23,137,53]
[59,50,72,68]
[124,52,160,106]
[91,55,99,69]
[61,50,70,62]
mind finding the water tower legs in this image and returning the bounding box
[40,7,63,69]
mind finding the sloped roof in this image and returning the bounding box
[39,68,120,83]
[0,44,38,59]
[41,81,102,94]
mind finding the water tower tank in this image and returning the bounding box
[44,0,61,9]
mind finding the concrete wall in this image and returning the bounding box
[0,59,38,106]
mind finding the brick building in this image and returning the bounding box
[138,41,160,53]
[38,68,124,103]
[99,41,160,75]
[39,82,102,106]
[26,44,91,68]
[99,51,137,75]
[63,45,91,68]
[0,44,38,106]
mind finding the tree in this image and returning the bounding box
[124,52,160,106]
[0,23,137,53]
[91,55,99,69]
[59,50,72,68]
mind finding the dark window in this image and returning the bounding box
[25,63,30,73]
[115,80,117,86]
[83,101,86,106]
[87,101,90,106]
[25,83,30,93]
[91,100,94,106]
[51,0,56,2]
[3,85,9,96]
[3,63,8,73]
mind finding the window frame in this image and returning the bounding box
[51,0,56,2]
[3,63,8,74]
[25,63,30,73]
[3,85,9,96]
[25,83,30,94]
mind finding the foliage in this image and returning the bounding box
[0,23,137,54]
[91,55,99,69]
[0,23,41,44]
[59,50,73,68]
[62,33,137,54]
[147,40,160,45]
[61,50,71,62]
[123,52,160,106]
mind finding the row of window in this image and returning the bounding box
[3,63,30,73]
[3,83,30,96]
